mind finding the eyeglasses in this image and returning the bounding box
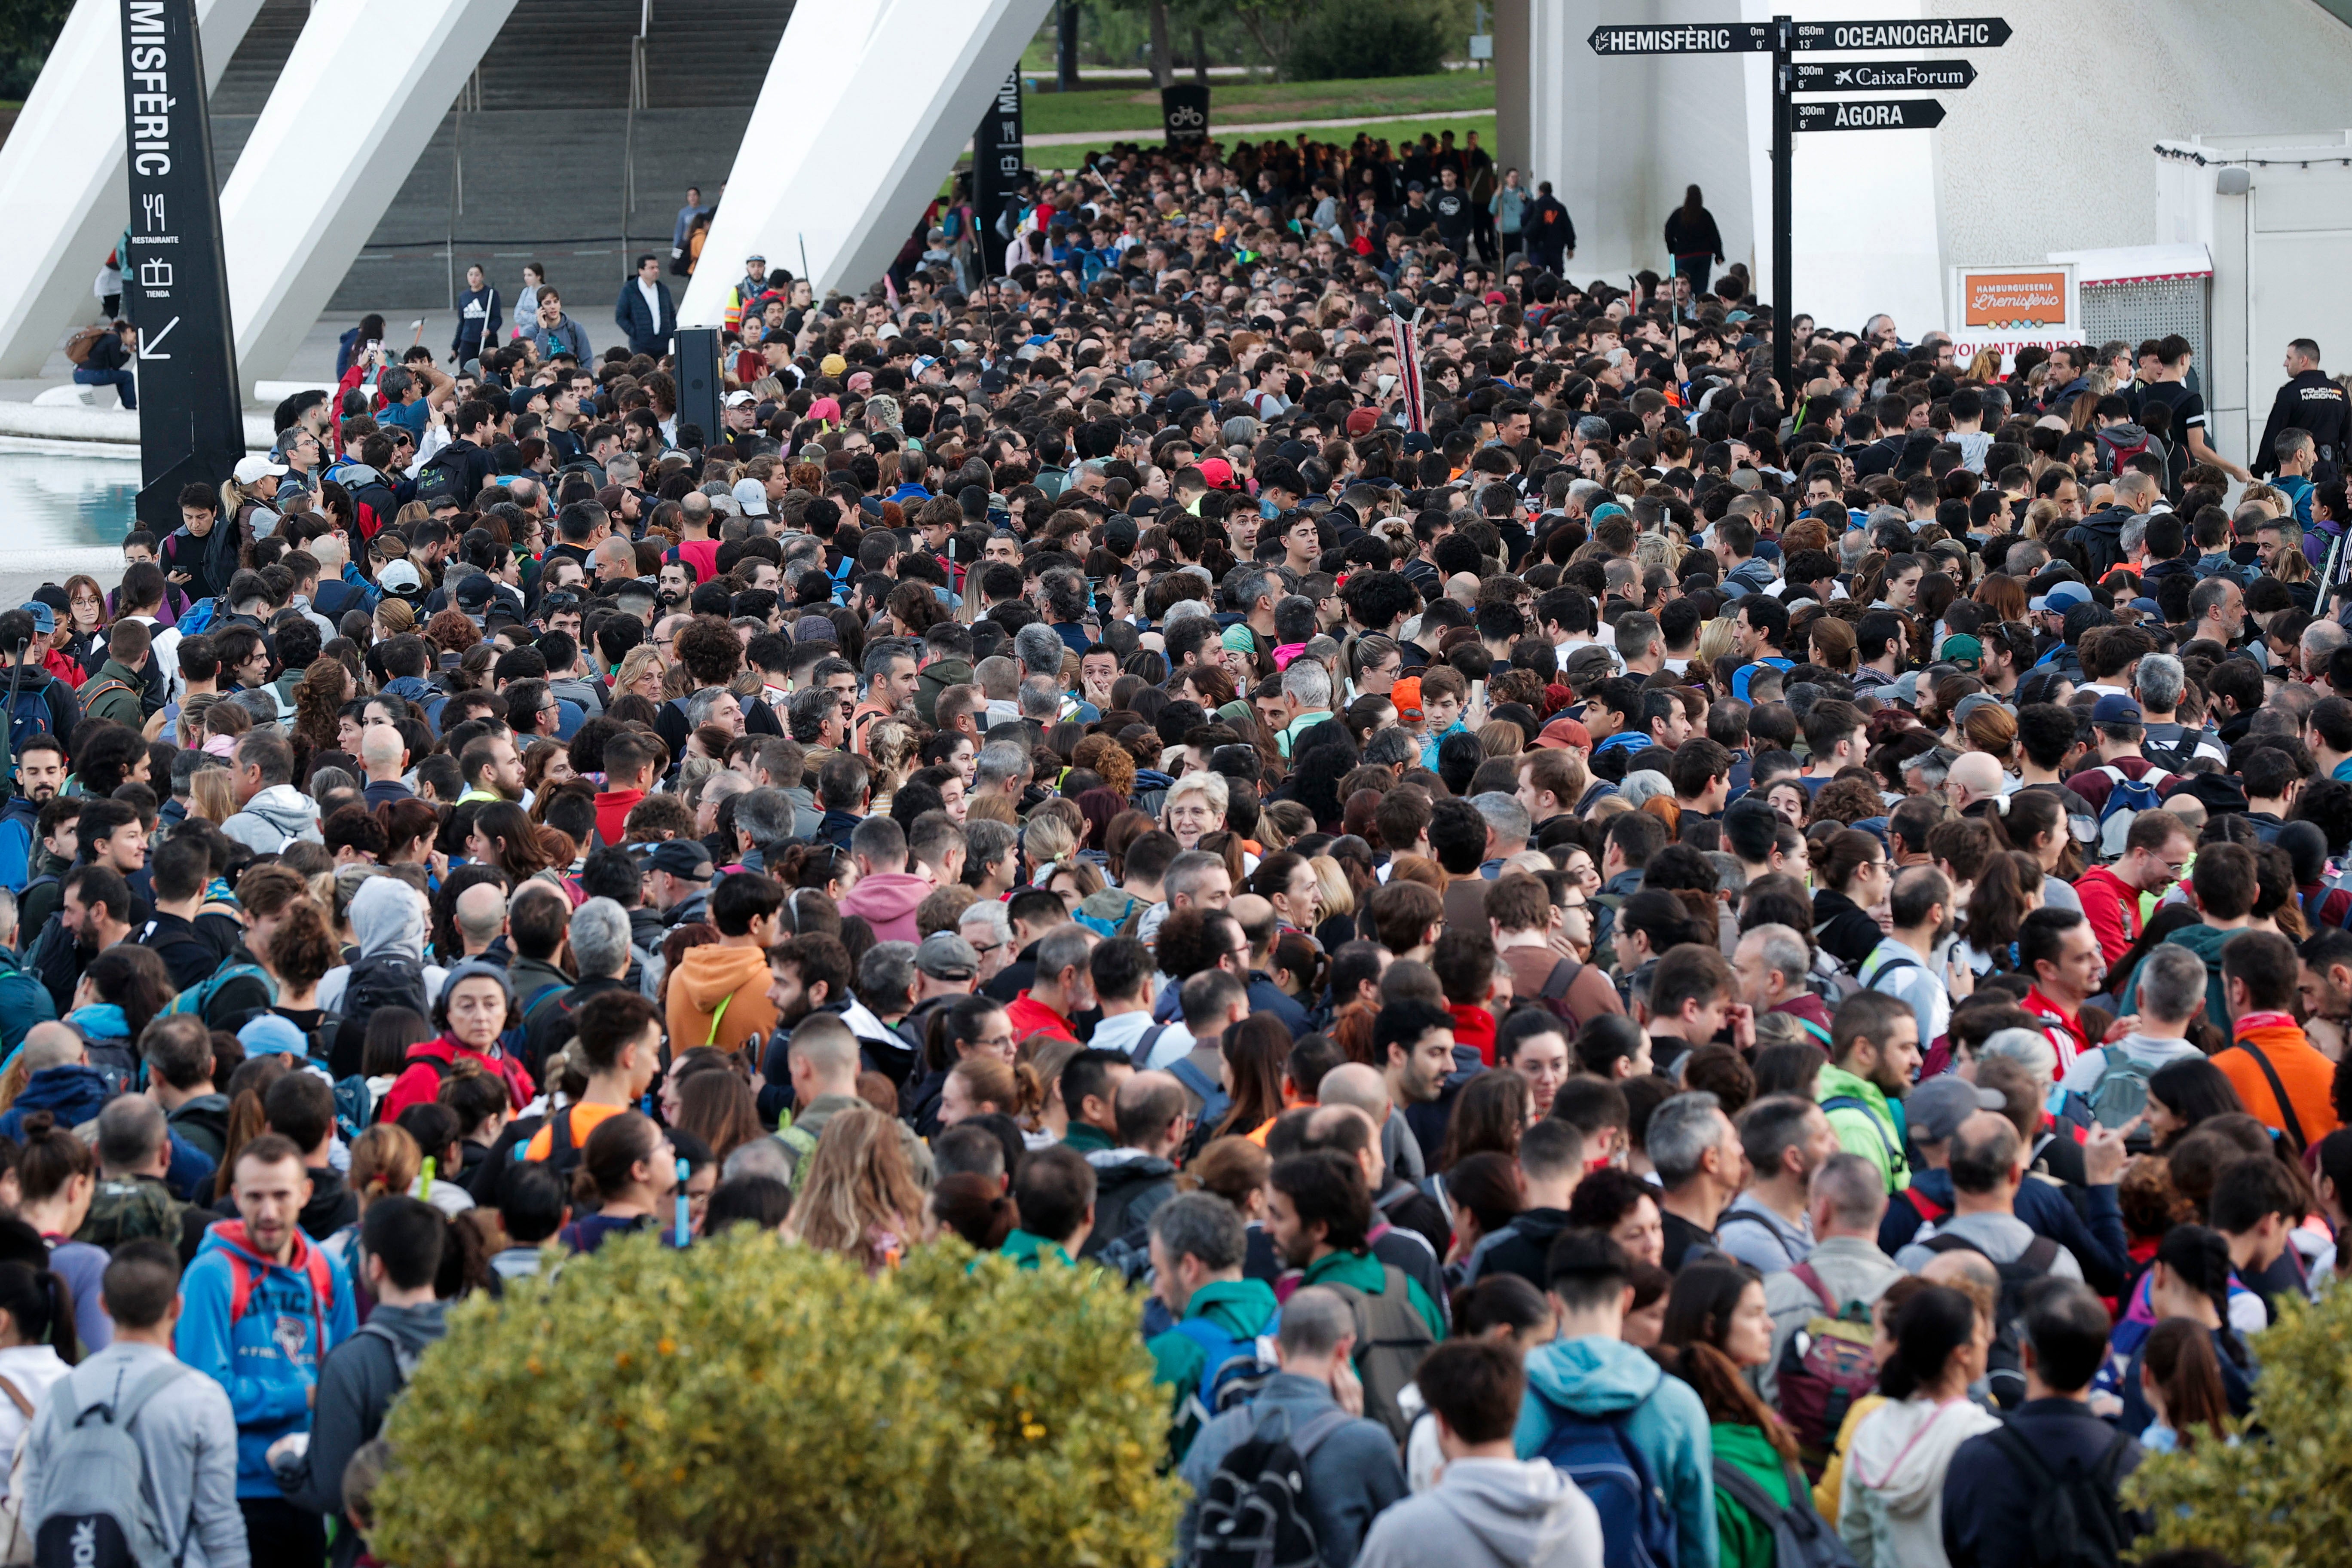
[968,940,1002,958]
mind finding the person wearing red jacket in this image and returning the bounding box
[2074,812,2195,968]
[380,963,535,1123]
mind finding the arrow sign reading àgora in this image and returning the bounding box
[1794,58,1976,91]
[1588,21,1774,53]
[1791,17,2010,49]
[1794,97,1947,131]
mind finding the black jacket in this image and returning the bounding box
[1080,1153,1178,1260]
[1810,888,1882,974]
[2255,368,2351,477]
[1942,1398,2144,1568]
[1473,1205,1577,1292]
[1663,206,1724,260]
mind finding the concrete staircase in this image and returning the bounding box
[194,0,796,311]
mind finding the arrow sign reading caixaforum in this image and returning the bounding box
[1793,97,1947,131]
[1793,58,1976,91]
[1587,21,1774,52]
[1790,17,2010,49]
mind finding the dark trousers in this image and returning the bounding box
[241,1496,326,1568]
[1674,253,1713,295]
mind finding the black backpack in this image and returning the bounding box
[344,949,430,1022]
[1986,1421,2136,1568]
[1193,1407,1350,1568]
[1922,1233,2058,1409]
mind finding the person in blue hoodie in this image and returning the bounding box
[0,1023,107,1140]
[176,1130,357,1568]
[1514,1229,1717,1568]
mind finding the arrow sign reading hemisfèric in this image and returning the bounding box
[1790,17,2010,49]
[1794,97,1947,131]
[1793,58,1976,92]
[1588,21,1773,53]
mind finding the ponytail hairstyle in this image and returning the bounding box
[2155,1222,2251,1371]
[1963,848,2036,969]
[347,1124,423,1213]
[578,1109,663,1204]
[929,1171,1017,1250]
[13,1111,90,1204]
[211,1054,291,1202]
[1987,787,2076,877]
[0,1260,77,1366]
[2141,1317,2231,1449]
[946,1056,1044,1123]
[1877,1285,1980,1401]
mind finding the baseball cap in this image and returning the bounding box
[647,839,713,881]
[2090,693,2144,726]
[1907,1075,2004,1143]
[732,477,771,517]
[453,573,495,612]
[916,931,980,982]
[1345,407,1380,436]
[1197,457,1238,491]
[2030,580,2091,615]
[1939,634,1983,671]
[724,390,756,407]
[1534,714,1591,750]
[233,456,289,485]
[1391,675,1423,722]
[377,560,424,597]
[1105,516,1139,553]
[15,603,51,635]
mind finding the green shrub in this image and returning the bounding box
[2126,1280,2352,1566]
[371,1232,1183,1568]
[1286,0,1447,82]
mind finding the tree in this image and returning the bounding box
[370,1232,1184,1568]
[2126,1280,2352,1566]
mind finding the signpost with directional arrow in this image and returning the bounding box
[1587,12,2007,395]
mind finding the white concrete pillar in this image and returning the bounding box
[678,0,885,327]
[0,0,267,378]
[218,0,516,386]
[680,0,1056,320]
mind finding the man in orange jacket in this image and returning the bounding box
[2214,928,2341,1148]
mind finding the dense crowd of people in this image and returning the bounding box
[6,127,2352,1568]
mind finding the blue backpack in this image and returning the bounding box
[1168,1056,1229,1133]
[1,672,51,763]
[1531,1388,1679,1568]
[175,597,221,638]
[2093,764,2172,861]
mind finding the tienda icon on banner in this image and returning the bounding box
[1962,271,2068,328]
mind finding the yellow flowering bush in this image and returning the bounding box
[2127,1279,2352,1566]
[371,1231,1184,1568]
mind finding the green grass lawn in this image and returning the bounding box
[1014,111,1498,174]
[1021,71,1491,136]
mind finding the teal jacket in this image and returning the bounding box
[1515,1334,1717,1568]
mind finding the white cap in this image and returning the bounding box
[731,477,770,517]
[377,560,424,595]
[724,390,756,407]
[232,456,289,484]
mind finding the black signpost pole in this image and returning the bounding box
[1772,13,1793,397]
[120,0,244,533]
[973,71,1025,278]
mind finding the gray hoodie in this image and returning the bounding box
[20,1340,248,1568]
[220,783,321,854]
[319,876,445,1014]
[1355,1457,1604,1568]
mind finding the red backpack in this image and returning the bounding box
[1770,1261,1880,1478]
[224,1234,336,1360]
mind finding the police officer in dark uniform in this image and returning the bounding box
[2254,337,2352,482]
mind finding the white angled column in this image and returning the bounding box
[218,0,515,386]
[682,0,1056,321]
[0,0,268,378]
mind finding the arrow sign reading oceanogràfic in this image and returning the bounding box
[1587,21,1775,52]
[1793,58,1976,91]
[1793,97,1947,131]
[1790,16,2010,49]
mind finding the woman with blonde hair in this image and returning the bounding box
[613,644,667,705]
[866,720,919,815]
[190,768,239,825]
[372,597,416,641]
[1697,617,1738,671]
[1021,810,1077,879]
[1966,348,2003,383]
[326,1124,425,1275]
[789,1106,928,1274]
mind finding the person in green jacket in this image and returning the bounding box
[1662,1260,1834,1568]
[1818,992,1921,1194]
[1144,1192,1279,1461]
[998,1144,1092,1270]
[80,622,150,729]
